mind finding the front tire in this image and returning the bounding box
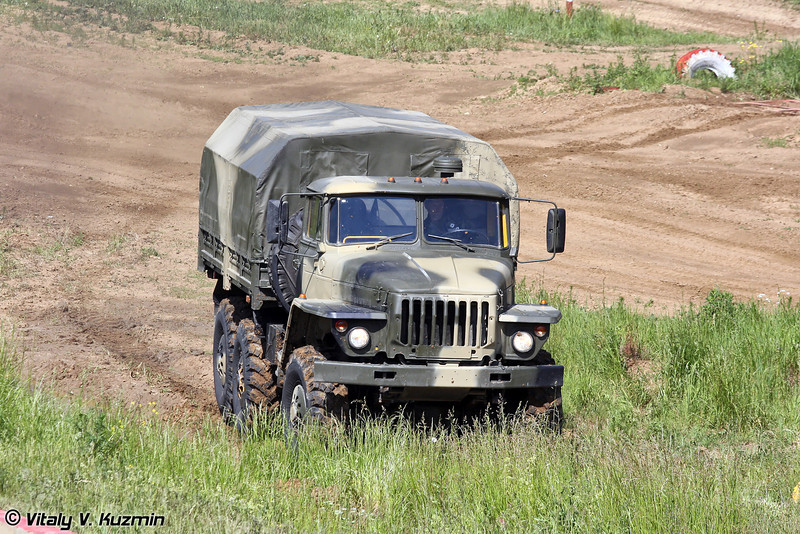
[507,350,564,431]
[522,387,563,431]
[280,346,349,436]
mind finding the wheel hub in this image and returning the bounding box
[215,340,226,383]
[289,384,308,423]
[237,362,245,398]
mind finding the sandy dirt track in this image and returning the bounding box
[0,0,799,417]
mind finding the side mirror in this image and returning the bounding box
[266,199,282,243]
[547,208,566,253]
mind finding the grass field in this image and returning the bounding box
[1,288,799,533]
[2,0,724,56]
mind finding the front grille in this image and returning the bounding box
[399,298,493,348]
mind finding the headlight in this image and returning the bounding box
[348,327,370,350]
[512,331,534,353]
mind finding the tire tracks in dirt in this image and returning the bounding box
[62,304,215,414]
[479,95,758,162]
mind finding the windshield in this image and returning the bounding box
[327,195,506,248]
[328,196,418,245]
[424,197,504,247]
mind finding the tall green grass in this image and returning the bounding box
[564,51,681,93]
[563,43,800,99]
[730,41,800,98]
[537,287,800,433]
[1,289,799,532]
[1,0,724,58]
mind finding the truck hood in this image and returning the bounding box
[326,250,513,296]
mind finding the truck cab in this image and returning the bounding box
[271,172,564,420]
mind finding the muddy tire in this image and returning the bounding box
[509,350,564,431]
[280,346,349,437]
[522,387,563,431]
[230,319,279,431]
[212,298,239,417]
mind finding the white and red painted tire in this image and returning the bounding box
[676,48,736,79]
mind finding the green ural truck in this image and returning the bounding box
[198,101,566,429]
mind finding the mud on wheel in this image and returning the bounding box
[212,298,240,417]
[521,386,563,431]
[280,346,349,435]
[506,350,563,431]
[229,319,279,431]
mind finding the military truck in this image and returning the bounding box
[199,101,566,429]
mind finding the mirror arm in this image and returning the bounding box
[512,197,562,264]
[517,252,557,264]
[513,197,558,210]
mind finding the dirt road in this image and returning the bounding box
[0,1,798,417]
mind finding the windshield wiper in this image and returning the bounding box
[427,234,475,252]
[366,232,414,250]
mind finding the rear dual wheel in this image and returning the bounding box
[229,319,279,431]
[212,299,239,417]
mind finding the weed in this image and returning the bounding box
[128,361,163,386]
[169,286,199,299]
[265,47,285,59]
[762,136,789,148]
[729,41,800,99]
[34,239,63,260]
[140,246,160,259]
[33,228,84,261]
[70,231,85,247]
[0,233,16,276]
[106,233,128,253]
[290,54,319,64]
[702,287,739,319]
[566,51,679,93]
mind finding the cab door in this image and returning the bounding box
[298,195,325,294]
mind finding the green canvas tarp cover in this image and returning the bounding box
[200,101,519,261]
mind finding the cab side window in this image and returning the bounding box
[305,196,323,241]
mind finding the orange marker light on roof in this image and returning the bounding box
[441,177,449,184]
[299,294,307,299]
[414,176,422,183]
[388,176,395,183]
[540,299,548,305]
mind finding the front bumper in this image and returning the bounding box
[314,361,563,389]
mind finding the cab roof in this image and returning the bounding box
[306,176,510,198]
